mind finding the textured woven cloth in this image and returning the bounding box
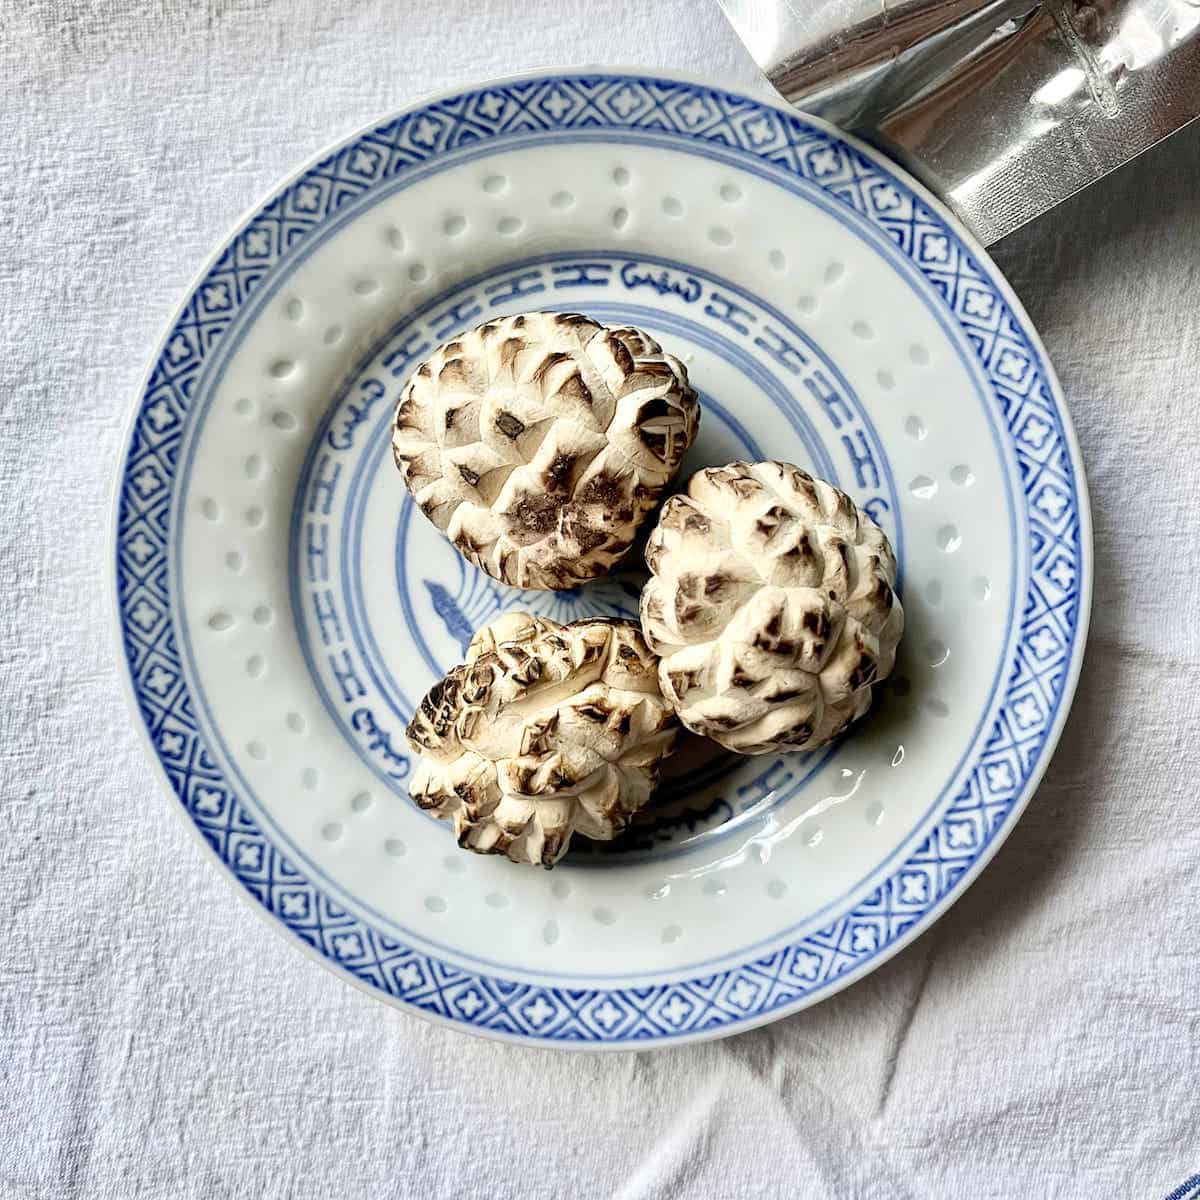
[2,2,1198,1196]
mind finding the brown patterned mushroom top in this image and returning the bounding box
[405,612,678,867]
[639,461,904,755]
[392,312,699,590]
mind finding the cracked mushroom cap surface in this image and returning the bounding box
[640,461,904,755]
[405,612,679,867]
[392,311,699,590]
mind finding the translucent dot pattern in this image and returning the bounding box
[938,525,962,553]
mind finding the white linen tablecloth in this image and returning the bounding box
[2,2,1198,1196]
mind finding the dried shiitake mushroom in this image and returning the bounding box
[640,461,903,755]
[406,612,678,867]
[393,312,699,589]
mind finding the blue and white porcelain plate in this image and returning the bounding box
[112,70,1091,1047]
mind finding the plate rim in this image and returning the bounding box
[109,65,1093,1049]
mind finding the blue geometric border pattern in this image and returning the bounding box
[1164,1177,1200,1200]
[116,73,1086,1044]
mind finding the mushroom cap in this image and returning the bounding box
[393,312,699,589]
[640,461,904,755]
[406,612,678,867]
